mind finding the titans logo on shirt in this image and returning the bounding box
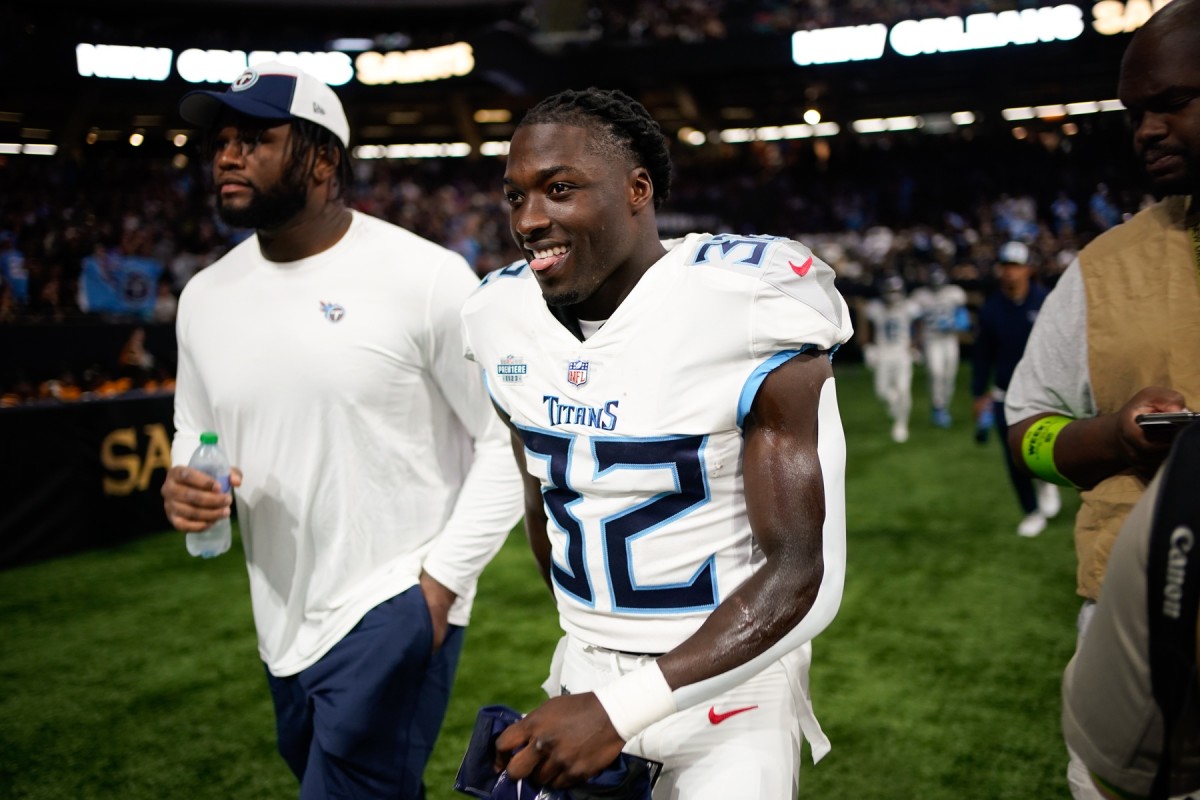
[319,300,345,322]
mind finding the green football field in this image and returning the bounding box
[0,363,1083,799]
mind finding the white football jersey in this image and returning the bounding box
[911,284,967,337]
[865,297,921,350]
[462,233,853,653]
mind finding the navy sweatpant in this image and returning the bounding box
[265,586,465,800]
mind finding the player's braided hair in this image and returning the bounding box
[289,119,353,202]
[518,88,672,209]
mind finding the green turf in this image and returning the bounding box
[0,363,1083,799]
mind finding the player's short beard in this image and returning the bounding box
[217,169,309,231]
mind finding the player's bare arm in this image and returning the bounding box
[656,351,830,689]
[506,424,554,591]
[497,352,837,789]
[162,465,242,532]
[1008,386,1186,487]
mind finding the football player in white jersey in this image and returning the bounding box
[460,88,853,798]
[911,267,969,428]
[863,276,922,443]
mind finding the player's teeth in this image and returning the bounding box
[533,246,566,258]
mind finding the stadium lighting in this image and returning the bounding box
[76,44,172,81]
[473,109,512,124]
[1034,104,1068,119]
[129,131,145,147]
[886,116,922,131]
[175,50,355,86]
[889,5,1084,57]
[951,111,976,125]
[480,141,509,156]
[355,43,474,86]
[677,127,707,146]
[852,116,922,133]
[803,109,822,125]
[328,38,376,52]
[792,24,888,66]
[719,128,754,143]
[852,119,887,133]
[353,142,471,159]
[0,143,57,156]
[717,123,837,143]
[173,134,188,147]
[1002,107,1036,121]
[1004,98,1124,124]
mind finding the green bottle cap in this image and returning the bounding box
[200,432,218,445]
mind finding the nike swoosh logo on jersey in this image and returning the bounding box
[708,705,758,724]
[789,257,813,277]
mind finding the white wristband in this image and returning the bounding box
[592,661,677,741]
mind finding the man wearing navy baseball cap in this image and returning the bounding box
[179,60,350,149]
[971,240,1060,537]
[164,61,523,799]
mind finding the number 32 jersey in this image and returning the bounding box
[461,233,854,654]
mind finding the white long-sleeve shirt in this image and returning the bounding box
[172,211,523,676]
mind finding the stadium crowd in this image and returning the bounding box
[0,113,1146,407]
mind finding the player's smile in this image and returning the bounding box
[528,243,570,274]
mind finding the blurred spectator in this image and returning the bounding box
[0,231,28,306]
[151,276,178,323]
[1088,183,1122,231]
[1051,190,1079,237]
[117,326,156,383]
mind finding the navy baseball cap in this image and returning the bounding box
[179,61,350,147]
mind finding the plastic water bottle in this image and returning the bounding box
[186,432,232,558]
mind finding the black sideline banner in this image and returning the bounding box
[0,394,175,569]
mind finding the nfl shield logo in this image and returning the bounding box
[566,359,589,387]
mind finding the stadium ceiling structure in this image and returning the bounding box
[1,0,1137,158]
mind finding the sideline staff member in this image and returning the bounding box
[1005,3,1200,796]
[162,62,522,799]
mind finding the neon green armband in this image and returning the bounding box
[1020,414,1075,487]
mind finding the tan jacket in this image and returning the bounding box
[1077,196,1200,599]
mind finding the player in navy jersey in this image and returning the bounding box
[460,88,853,798]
